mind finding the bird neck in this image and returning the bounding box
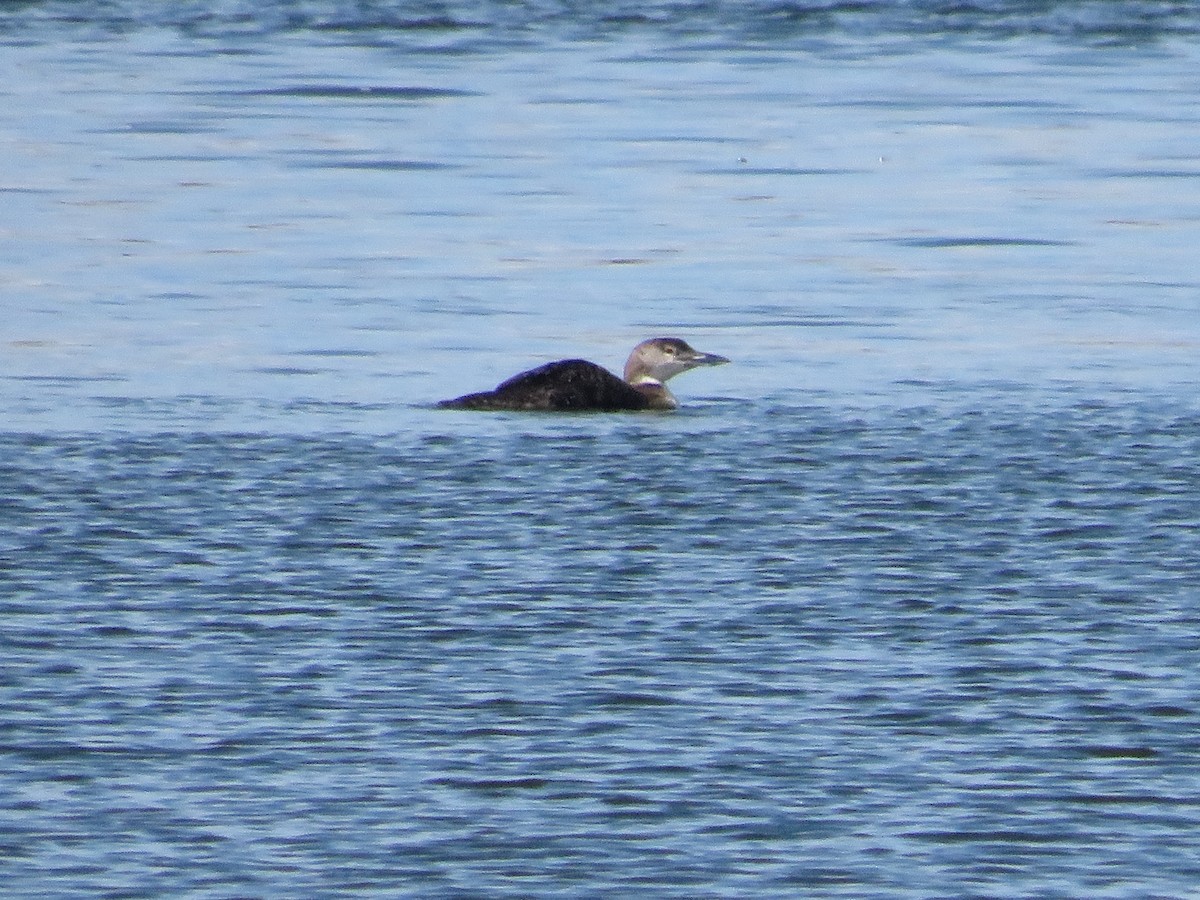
[629,376,678,410]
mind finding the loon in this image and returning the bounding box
[437,337,729,411]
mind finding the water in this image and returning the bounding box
[3,2,1200,896]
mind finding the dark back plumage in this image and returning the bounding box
[438,359,650,411]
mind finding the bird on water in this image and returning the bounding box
[437,337,729,412]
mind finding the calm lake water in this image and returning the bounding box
[3,2,1200,897]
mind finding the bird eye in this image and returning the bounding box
[663,345,676,356]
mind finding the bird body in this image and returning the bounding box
[437,338,728,412]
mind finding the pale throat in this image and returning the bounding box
[627,374,663,387]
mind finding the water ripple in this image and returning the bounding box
[2,396,1198,895]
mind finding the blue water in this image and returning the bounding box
[3,2,1200,897]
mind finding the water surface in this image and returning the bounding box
[2,2,1199,897]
